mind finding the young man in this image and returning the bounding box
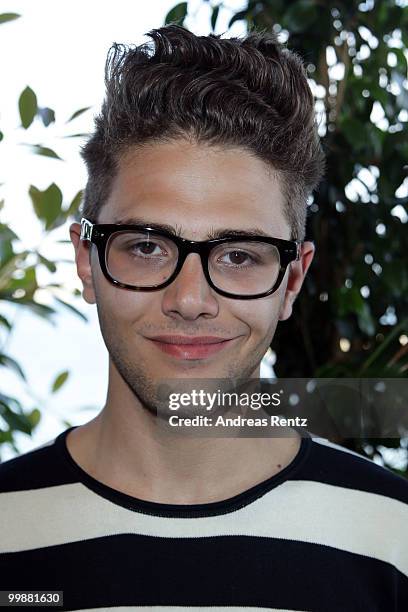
[1,25,407,611]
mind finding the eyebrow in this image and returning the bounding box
[111,216,271,239]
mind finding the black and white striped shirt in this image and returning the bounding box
[1,426,407,611]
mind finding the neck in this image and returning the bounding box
[66,363,301,505]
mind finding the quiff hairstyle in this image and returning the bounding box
[80,24,325,240]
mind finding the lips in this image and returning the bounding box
[150,335,232,345]
[147,335,236,360]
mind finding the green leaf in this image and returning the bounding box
[38,253,57,273]
[283,0,318,33]
[29,183,63,230]
[18,86,38,129]
[62,132,90,138]
[51,370,69,393]
[20,300,58,322]
[0,391,23,412]
[0,429,13,444]
[228,9,249,28]
[211,5,220,31]
[370,84,388,107]
[389,48,408,74]
[31,145,62,160]
[66,107,91,123]
[61,419,73,428]
[367,126,385,159]
[53,296,88,322]
[3,265,38,299]
[381,260,408,298]
[0,353,27,381]
[0,223,19,242]
[356,302,375,337]
[38,107,55,127]
[0,403,32,435]
[0,13,20,25]
[0,314,11,331]
[63,189,83,218]
[164,2,188,25]
[340,117,367,150]
[0,131,3,142]
[27,408,41,427]
[0,252,31,292]
[0,297,57,324]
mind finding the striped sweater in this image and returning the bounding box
[0,426,407,611]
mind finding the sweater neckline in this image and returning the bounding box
[55,425,312,518]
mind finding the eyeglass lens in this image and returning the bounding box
[105,230,281,295]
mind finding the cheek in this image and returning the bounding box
[93,277,154,325]
[91,257,165,322]
[229,296,281,339]
[111,293,155,323]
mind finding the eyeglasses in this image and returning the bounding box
[80,217,303,300]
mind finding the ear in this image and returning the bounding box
[278,241,315,321]
[69,222,97,305]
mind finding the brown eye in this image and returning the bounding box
[134,241,161,256]
[225,251,251,265]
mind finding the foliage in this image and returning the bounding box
[164,0,408,473]
[0,12,89,457]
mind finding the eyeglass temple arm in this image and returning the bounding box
[80,218,93,241]
[294,239,314,260]
[295,240,302,260]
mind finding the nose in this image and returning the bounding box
[161,253,219,320]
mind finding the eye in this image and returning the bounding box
[132,241,164,257]
[218,249,258,267]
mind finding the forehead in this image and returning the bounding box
[100,140,290,240]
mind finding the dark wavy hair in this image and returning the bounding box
[80,24,325,240]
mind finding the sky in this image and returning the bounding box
[0,0,278,460]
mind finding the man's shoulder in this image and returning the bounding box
[0,435,72,493]
[303,435,408,504]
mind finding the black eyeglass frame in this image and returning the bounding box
[80,217,303,300]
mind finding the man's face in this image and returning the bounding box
[70,140,314,409]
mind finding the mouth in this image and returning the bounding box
[146,335,238,360]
